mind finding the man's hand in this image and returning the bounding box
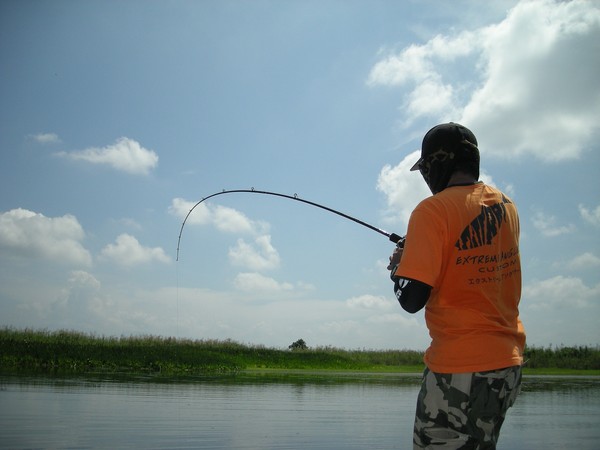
[387,246,404,271]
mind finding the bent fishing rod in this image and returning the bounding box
[176,188,404,261]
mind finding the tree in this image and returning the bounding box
[288,338,307,351]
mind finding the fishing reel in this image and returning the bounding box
[389,233,405,248]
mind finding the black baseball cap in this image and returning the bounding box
[410,122,478,171]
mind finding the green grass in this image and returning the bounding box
[0,328,424,376]
[523,345,600,370]
[1,328,598,377]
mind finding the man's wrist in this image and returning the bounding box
[390,264,400,282]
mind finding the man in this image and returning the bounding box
[387,123,526,449]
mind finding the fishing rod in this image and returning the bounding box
[176,188,404,261]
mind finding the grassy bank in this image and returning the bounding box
[1,328,599,377]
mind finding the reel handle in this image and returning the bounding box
[389,233,405,248]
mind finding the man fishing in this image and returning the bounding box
[387,123,526,449]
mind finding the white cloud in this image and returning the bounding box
[366,313,421,327]
[566,252,600,271]
[523,275,600,310]
[170,198,210,224]
[579,204,600,227]
[14,270,103,326]
[406,79,457,120]
[346,294,392,311]
[30,132,61,144]
[478,169,496,188]
[0,208,92,266]
[233,272,293,292]
[213,205,267,234]
[68,270,101,289]
[376,150,430,226]
[531,210,575,237]
[376,155,505,229]
[171,198,276,264]
[116,217,142,230]
[100,233,171,266]
[367,32,474,123]
[463,0,600,161]
[501,182,515,198]
[367,31,475,88]
[69,270,100,289]
[170,198,268,235]
[56,270,102,309]
[57,137,158,175]
[211,287,425,349]
[368,0,600,162]
[228,235,280,271]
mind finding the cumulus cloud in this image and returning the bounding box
[376,150,430,226]
[579,204,600,227]
[69,270,101,288]
[100,233,171,266]
[0,208,92,266]
[171,197,278,268]
[375,153,503,228]
[233,272,293,292]
[367,32,474,123]
[523,275,600,310]
[169,198,269,235]
[566,252,600,271]
[228,235,280,271]
[366,313,420,327]
[368,0,600,162]
[29,132,61,144]
[531,210,576,237]
[346,294,392,311]
[57,137,158,175]
[115,217,142,230]
[56,270,101,308]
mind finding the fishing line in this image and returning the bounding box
[176,188,403,261]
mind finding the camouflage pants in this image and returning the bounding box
[413,366,522,450]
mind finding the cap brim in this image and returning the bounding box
[409,157,422,171]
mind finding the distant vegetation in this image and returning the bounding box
[288,338,308,351]
[523,344,600,371]
[1,328,598,376]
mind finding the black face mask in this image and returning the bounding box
[418,147,457,194]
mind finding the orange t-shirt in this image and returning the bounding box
[395,183,526,373]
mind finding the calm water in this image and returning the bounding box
[1,373,599,449]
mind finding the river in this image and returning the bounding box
[1,373,598,449]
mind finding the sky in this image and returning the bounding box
[1,0,599,351]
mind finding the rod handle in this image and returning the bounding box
[388,233,405,248]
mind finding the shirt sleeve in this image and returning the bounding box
[394,201,445,288]
[394,277,432,313]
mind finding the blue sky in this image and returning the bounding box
[1,0,599,350]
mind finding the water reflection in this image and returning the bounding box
[1,373,598,450]
[503,376,600,450]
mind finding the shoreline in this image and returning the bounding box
[2,368,599,384]
[242,367,600,377]
[2,328,598,378]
